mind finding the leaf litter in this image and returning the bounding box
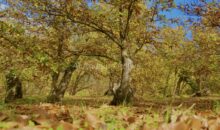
[1,103,220,130]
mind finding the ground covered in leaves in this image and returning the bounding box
[1,97,220,130]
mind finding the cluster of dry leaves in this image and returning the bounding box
[1,104,220,130]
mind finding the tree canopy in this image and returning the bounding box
[0,0,219,104]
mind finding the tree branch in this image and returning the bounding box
[66,13,122,49]
[123,0,137,40]
[150,0,159,22]
[66,49,119,62]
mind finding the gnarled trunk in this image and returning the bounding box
[47,62,77,103]
[110,49,134,105]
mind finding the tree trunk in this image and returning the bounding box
[5,73,16,103]
[195,78,201,92]
[104,73,114,96]
[70,71,86,95]
[70,80,79,95]
[14,79,22,99]
[4,72,23,103]
[47,62,77,103]
[163,70,171,97]
[70,85,77,95]
[187,78,200,96]
[175,77,183,96]
[110,49,134,105]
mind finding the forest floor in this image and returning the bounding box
[1,96,220,130]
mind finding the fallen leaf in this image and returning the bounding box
[141,123,152,130]
[188,116,203,130]
[127,116,136,124]
[126,123,138,130]
[16,115,30,126]
[58,121,78,130]
[83,112,106,130]
[170,121,189,130]
[0,112,8,121]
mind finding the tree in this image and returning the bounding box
[64,0,172,105]
[104,64,121,96]
[4,70,22,103]
[178,0,220,95]
[4,0,119,102]
[5,0,175,104]
[0,20,24,102]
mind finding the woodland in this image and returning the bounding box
[0,0,219,129]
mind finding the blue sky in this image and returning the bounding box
[87,0,205,26]
[0,1,7,10]
[158,0,201,26]
[1,0,216,21]
[1,0,219,39]
[162,0,219,21]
